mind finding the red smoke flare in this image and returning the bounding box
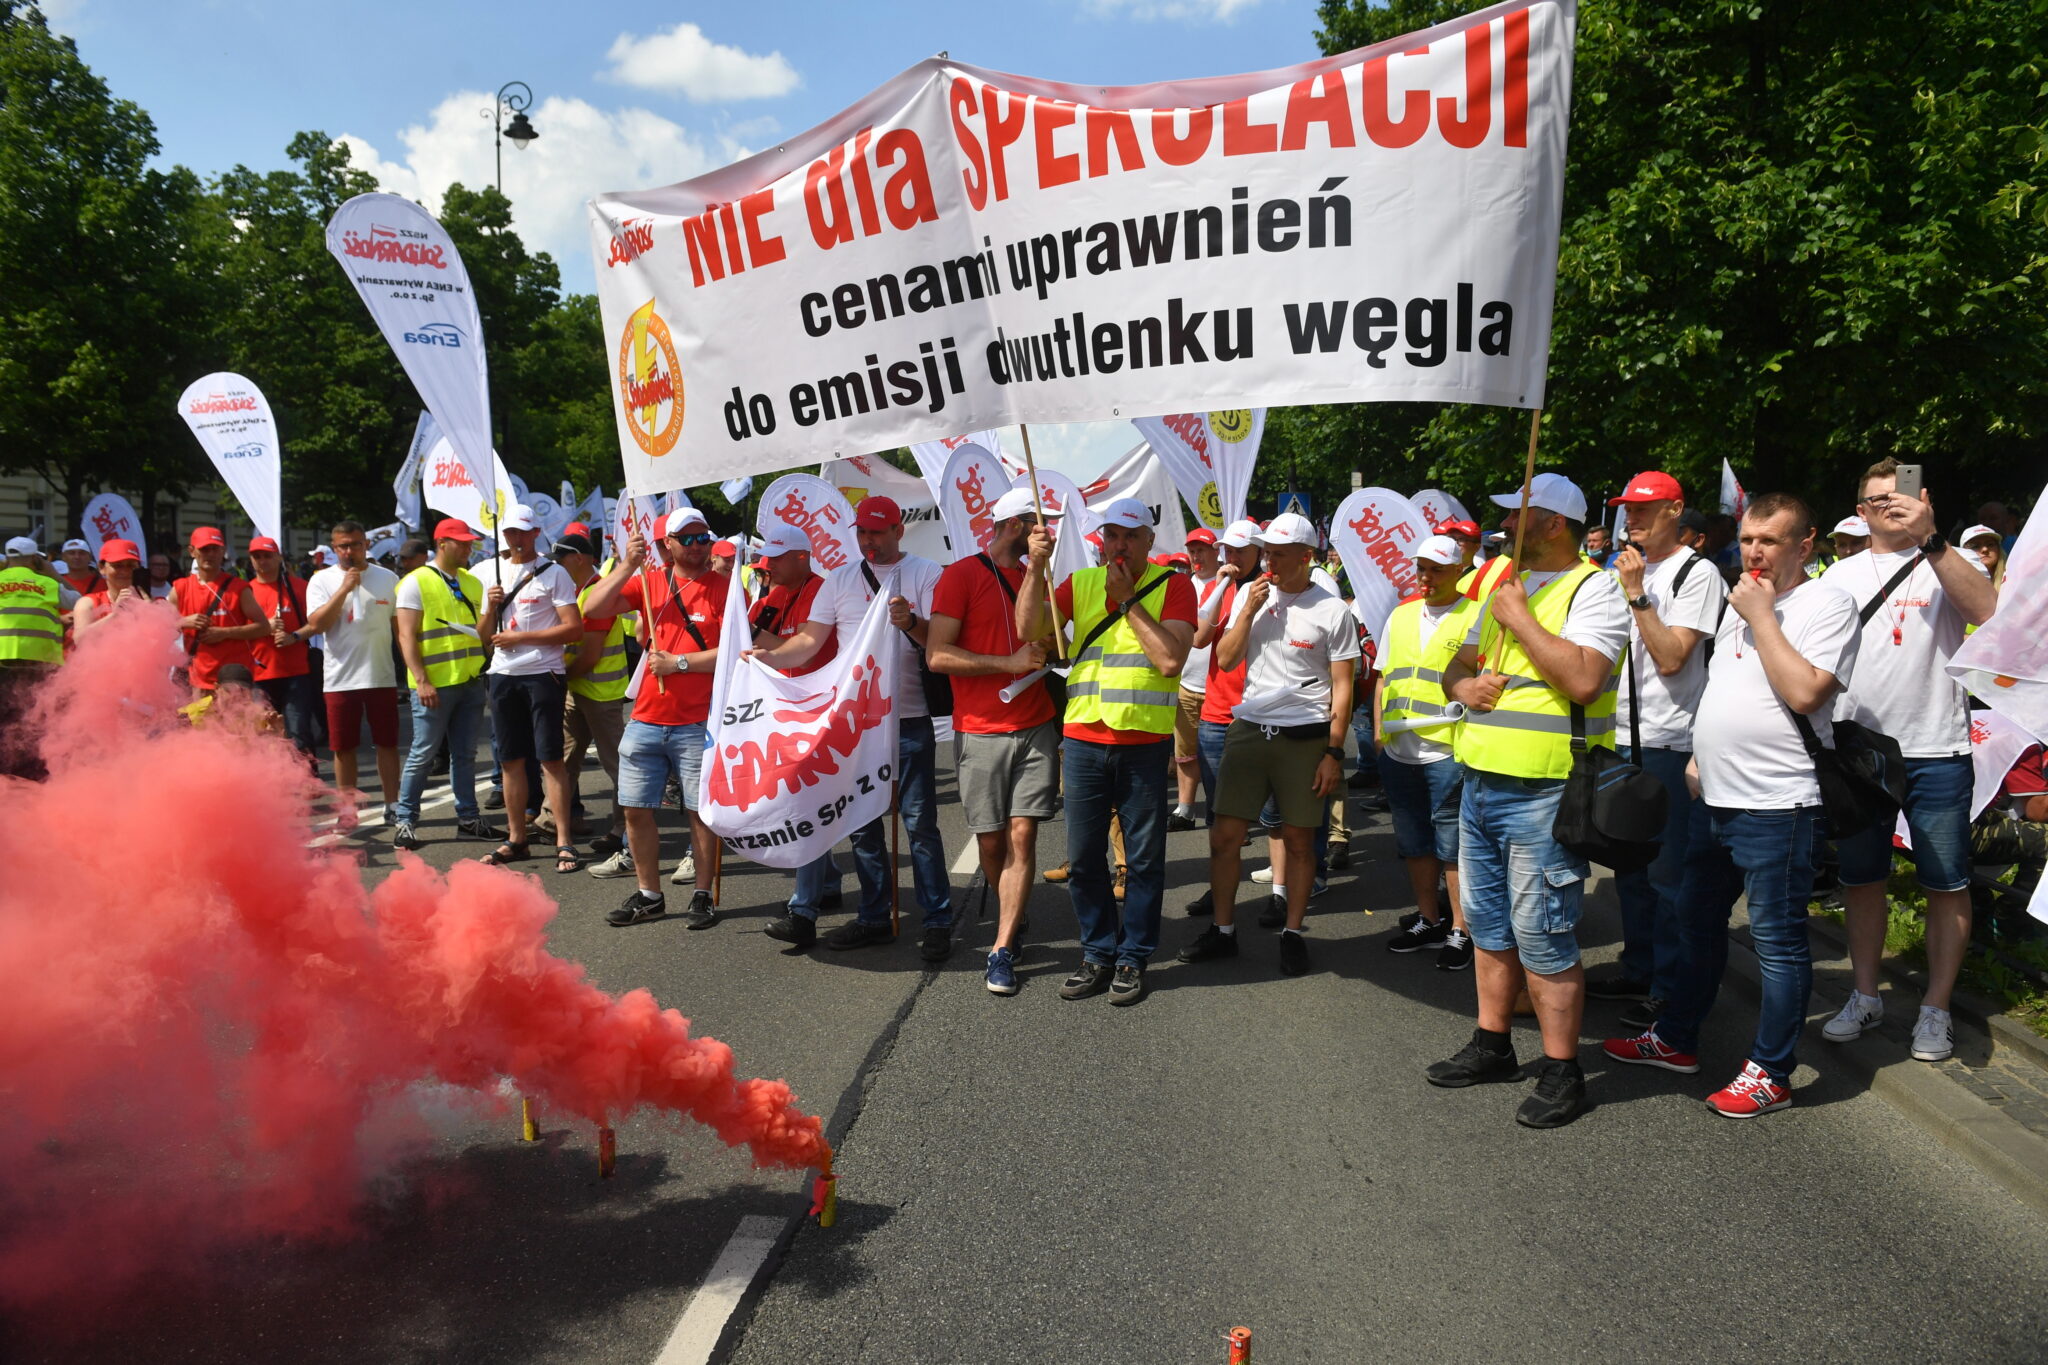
[0,609,829,1315]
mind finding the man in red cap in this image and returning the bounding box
[245,535,318,762]
[752,494,954,959]
[1583,471,1728,1028]
[171,526,265,692]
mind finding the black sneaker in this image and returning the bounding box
[607,891,666,927]
[819,888,843,910]
[681,890,719,930]
[1584,969,1652,1001]
[764,914,816,948]
[1058,960,1114,1000]
[823,919,894,950]
[1278,930,1309,976]
[1177,925,1239,963]
[1108,962,1146,1006]
[457,817,504,841]
[1185,888,1214,917]
[1398,909,1428,932]
[1347,769,1378,790]
[1425,1032,1521,1088]
[1167,811,1198,832]
[1328,844,1350,870]
[1355,791,1389,813]
[1258,894,1288,929]
[589,833,624,858]
[484,788,505,810]
[919,926,954,962]
[392,821,421,851]
[1435,928,1475,971]
[1387,917,1451,953]
[1618,995,1666,1033]
[1516,1057,1588,1129]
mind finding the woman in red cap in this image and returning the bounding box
[71,539,163,633]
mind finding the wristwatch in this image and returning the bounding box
[676,653,690,673]
[1324,746,1345,762]
[1922,532,1948,559]
[1627,593,1652,611]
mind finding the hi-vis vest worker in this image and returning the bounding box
[406,566,485,688]
[1454,559,1622,779]
[1379,593,1477,731]
[0,561,64,665]
[569,581,630,702]
[1064,566,1179,736]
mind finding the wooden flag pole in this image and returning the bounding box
[1481,408,1544,676]
[1018,424,1068,661]
[889,777,901,937]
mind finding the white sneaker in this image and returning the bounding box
[1251,866,1274,885]
[1910,1005,1954,1062]
[670,853,696,886]
[1822,990,1884,1042]
[588,849,635,879]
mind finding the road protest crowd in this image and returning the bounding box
[0,457,2038,1130]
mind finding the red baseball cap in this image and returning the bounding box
[563,521,591,538]
[189,526,225,549]
[854,495,903,530]
[1185,527,1218,546]
[248,536,281,554]
[99,538,141,564]
[432,518,479,542]
[1434,519,1481,540]
[1608,471,1684,506]
[712,539,736,557]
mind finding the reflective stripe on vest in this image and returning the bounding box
[1062,568,1178,736]
[1452,562,1621,780]
[568,580,629,702]
[0,569,64,664]
[1378,595,1474,732]
[405,566,484,688]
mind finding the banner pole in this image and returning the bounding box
[889,777,901,938]
[1482,408,1543,676]
[636,560,668,696]
[710,835,722,907]
[1018,424,1068,661]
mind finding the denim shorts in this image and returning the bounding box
[1381,755,1464,862]
[618,718,706,811]
[1836,752,1972,893]
[1458,772,1588,976]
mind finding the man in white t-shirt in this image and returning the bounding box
[1172,527,1225,830]
[298,520,402,823]
[751,495,954,959]
[1605,493,1859,1118]
[1177,512,1358,978]
[1586,472,1729,1032]
[477,505,584,871]
[1817,458,1998,1063]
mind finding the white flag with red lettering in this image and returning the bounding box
[757,474,857,576]
[1330,487,1429,645]
[1082,444,1187,556]
[1411,488,1472,531]
[1132,410,1264,530]
[937,442,1007,560]
[177,373,282,543]
[911,431,1011,500]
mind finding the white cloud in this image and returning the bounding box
[338,93,722,292]
[36,0,88,30]
[1086,0,1267,19]
[602,23,800,102]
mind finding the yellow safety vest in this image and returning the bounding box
[568,580,630,702]
[1379,595,1476,730]
[1453,562,1620,780]
[1063,568,1178,737]
[404,565,484,688]
[0,567,63,665]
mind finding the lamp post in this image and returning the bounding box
[492,81,538,192]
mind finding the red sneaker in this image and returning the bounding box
[1705,1060,1791,1119]
[1600,1029,1700,1074]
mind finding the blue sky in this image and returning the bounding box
[47,0,1330,479]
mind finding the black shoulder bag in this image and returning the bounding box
[865,561,951,718]
[977,553,1062,711]
[1552,577,1669,872]
[1783,560,1919,835]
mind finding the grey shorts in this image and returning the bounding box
[958,720,1060,833]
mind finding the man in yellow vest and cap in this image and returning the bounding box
[1016,497,1196,1006]
[0,535,65,780]
[1426,472,1629,1128]
[390,519,503,850]
[556,530,630,861]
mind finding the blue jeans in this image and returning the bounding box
[788,851,842,921]
[1197,718,1229,813]
[851,717,951,929]
[1837,752,1972,893]
[1382,755,1464,861]
[257,672,320,759]
[394,678,487,826]
[1351,709,1380,778]
[1065,736,1170,966]
[1613,746,1697,997]
[1458,772,1586,976]
[1657,804,1821,1085]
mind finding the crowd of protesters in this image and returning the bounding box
[0,457,2037,1129]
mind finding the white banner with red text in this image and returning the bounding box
[415,411,517,537]
[177,372,282,542]
[1085,443,1189,554]
[820,452,949,563]
[1130,410,1262,530]
[757,474,858,576]
[1330,487,1429,645]
[587,0,1577,494]
[910,429,1012,500]
[938,442,1009,560]
[1410,487,1472,531]
[80,493,147,565]
[1951,479,2048,753]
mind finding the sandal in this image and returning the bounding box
[554,845,583,874]
[480,841,529,865]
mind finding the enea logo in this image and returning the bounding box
[222,442,267,460]
[617,298,683,458]
[403,322,465,349]
[1208,410,1255,444]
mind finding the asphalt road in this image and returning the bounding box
[23,741,2048,1364]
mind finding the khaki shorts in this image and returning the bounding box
[958,720,1060,834]
[1214,720,1325,829]
[1175,687,1203,764]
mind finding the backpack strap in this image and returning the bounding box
[1858,553,1924,628]
[1075,571,1171,657]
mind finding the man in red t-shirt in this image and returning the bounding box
[171,526,266,692]
[927,487,1055,994]
[245,535,317,762]
[578,507,728,930]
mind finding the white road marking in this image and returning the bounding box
[950,838,983,876]
[305,786,455,847]
[652,1214,785,1365]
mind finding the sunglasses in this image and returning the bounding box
[672,533,715,547]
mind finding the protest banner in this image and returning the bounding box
[586,0,1578,493]
[1132,409,1263,529]
[177,373,282,542]
[615,492,665,565]
[911,430,1011,500]
[721,476,754,505]
[419,421,517,537]
[527,492,568,538]
[1411,487,1471,530]
[1084,443,1187,554]
[80,493,147,565]
[1895,709,2032,850]
[758,474,857,575]
[1720,459,1748,517]
[394,413,433,528]
[821,452,949,561]
[1330,486,1429,645]
[698,562,902,868]
[326,193,500,521]
[937,441,1008,559]
[1951,482,2048,747]
[1016,468,1093,605]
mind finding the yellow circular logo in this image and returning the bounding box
[475,488,510,532]
[1208,410,1253,444]
[1197,481,1224,529]
[617,299,684,458]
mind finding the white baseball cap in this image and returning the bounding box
[756,524,811,558]
[498,504,538,532]
[659,506,709,538]
[60,538,90,554]
[5,535,40,558]
[1831,515,1870,538]
[1960,523,2001,547]
[1095,497,1153,530]
[1490,471,1589,522]
[1415,534,1463,567]
[990,487,1049,522]
[1254,512,1318,548]
[1219,518,1262,549]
